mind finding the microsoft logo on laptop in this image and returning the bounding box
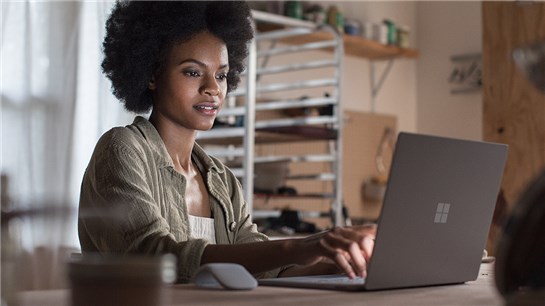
[434,203,451,224]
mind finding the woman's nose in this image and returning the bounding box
[201,77,221,96]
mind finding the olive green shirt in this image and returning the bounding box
[78,116,280,282]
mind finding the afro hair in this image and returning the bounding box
[101,1,254,113]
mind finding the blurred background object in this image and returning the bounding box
[495,171,545,304]
[68,253,176,306]
[2,2,132,303]
[361,127,395,203]
[494,39,545,304]
[1,173,78,305]
[512,41,545,94]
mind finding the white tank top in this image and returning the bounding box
[188,215,216,244]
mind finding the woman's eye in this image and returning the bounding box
[184,70,201,77]
[216,73,228,81]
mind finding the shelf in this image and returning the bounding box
[197,125,337,146]
[252,209,329,220]
[255,193,335,199]
[256,15,418,61]
[343,34,419,60]
[258,125,337,139]
[199,11,346,227]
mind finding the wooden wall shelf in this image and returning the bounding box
[343,34,419,60]
[257,21,418,61]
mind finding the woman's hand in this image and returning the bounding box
[289,225,376,279]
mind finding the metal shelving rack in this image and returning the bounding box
[197,10,345,227]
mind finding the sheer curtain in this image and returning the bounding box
[1,1,133,290]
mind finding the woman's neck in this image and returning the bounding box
[149,111,197,174]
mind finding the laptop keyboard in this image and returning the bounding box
[315,276,365,285]
[285,275,366,285]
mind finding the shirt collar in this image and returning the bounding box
[131,116,223,174]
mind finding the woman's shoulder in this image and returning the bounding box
[93,117,165,162]
[95,124,144,154]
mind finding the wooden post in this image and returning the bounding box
[482,2,545,254]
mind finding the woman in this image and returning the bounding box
[79,1,375,283]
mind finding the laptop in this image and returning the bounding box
[259,132,508,291]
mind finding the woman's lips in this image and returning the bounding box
[193,103,219,116]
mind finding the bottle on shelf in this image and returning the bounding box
[327,5,345,34]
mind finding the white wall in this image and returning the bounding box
[416,2,483,140]
[322,1,419,133]
[318,1,483,139]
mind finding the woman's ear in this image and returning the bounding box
[148,75,157,90]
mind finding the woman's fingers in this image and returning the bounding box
[361,235,375,263]
[322,228,369,278]
[319,236,358,278]
[334,251,356,278]
[328,227,375,261]
[346,239,367,277]
[299,225,377,278]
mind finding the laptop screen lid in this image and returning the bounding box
[364,132,508,290]
[258,132,508,291]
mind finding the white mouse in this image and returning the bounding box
[192,263,258,290]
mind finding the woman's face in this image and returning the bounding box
[151,31,229,132]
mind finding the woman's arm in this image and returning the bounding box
[79,131,211,282]
[201,225,376,279]
[211,165,376,278]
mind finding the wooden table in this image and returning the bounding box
[18,263,503,306]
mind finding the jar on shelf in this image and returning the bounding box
[397,26,410,48]
[327,6,344,34]
[361,22,371,40]
[284,1,303,19]
[344,19,362,36]
[372,23,388,45]
[304,5,326,24]
[383,19,398,45]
